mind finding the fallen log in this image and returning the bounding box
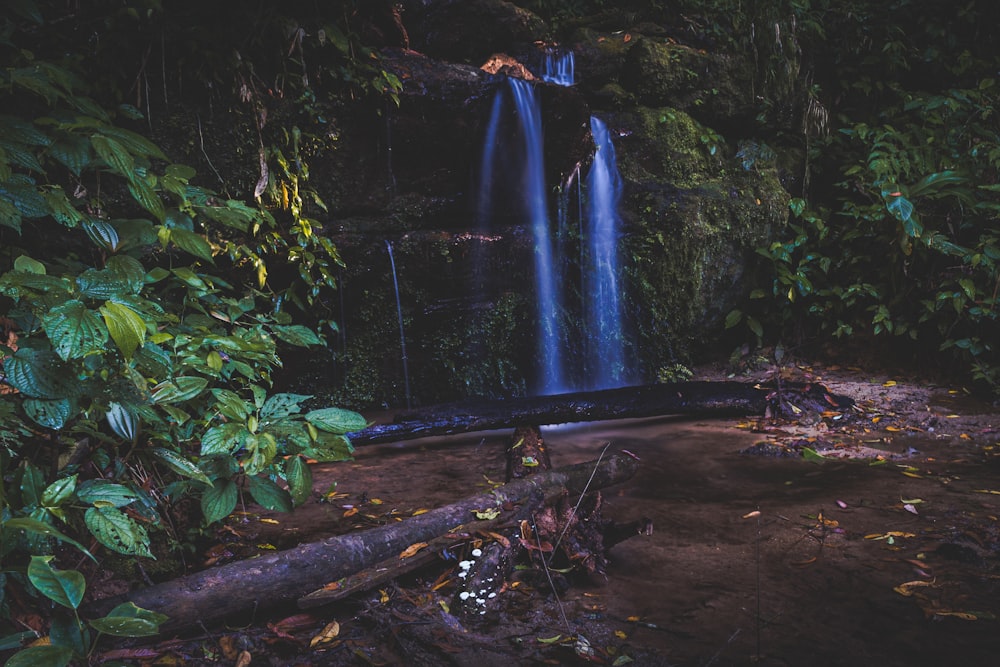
[84,454,640,633]
[349,381,773,446]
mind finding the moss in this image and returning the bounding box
[612,106,789,373]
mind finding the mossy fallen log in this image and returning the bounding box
[84,454,640,633]
[349,381,772,446]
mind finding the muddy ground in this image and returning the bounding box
[100,363,1000,666]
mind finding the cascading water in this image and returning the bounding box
[385,240,412,409]
[474,48,632,394]
[508,77,565,394]
[585,117,626,389]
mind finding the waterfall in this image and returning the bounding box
[541,48,575,86]
[385,240,412,409]
[508,78,565,394]
[585,117,626,389]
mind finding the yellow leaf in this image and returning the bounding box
[872,416,882,424]
[614,630,627,639]
[369,498,383,505]
[973,489,1000,495]
[380,589,390,603]
[883,380,897,387]
[537,635,563,644]
[259,518,280,525]
[934,611,980,621]
[309,620,340,647]
[412,508,429,516]
[626,615,641,622]
[901,471,922,478]
[399,542,428,559]
[256,543,276,550]
[885,426,902,432]
[946,414,960,419]
[343,507,358,517]
[894,580,936,596]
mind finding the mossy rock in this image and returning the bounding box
[608,105,789,369]
[620,36,756,130]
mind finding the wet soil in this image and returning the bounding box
[108,364,1000,666]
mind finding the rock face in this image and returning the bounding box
[274,5,791,408]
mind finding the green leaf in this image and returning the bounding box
[1,518,94,560]
[82,219,121,252]
[27,556,85,609]
[201,479,238,524]
[98,126,167,161]
[100,301,146,359]
[41,475,78,507]
[168,227,214,262]
[200,422,249,456]
[745,316,764,338]
[260,393,310,422]
[151,376,208,404]
[89,615,160,637]
[90,134,134,179]
[247,475,293,513]
[152,448,212,486]
[285,455,312,506]
[42,299,107,360]
[305,407,368,435]
[210,388,250,421]
[48,135,92,176]
[13,254,45,274]
[724,309,742,329]
[75,481,140,508]
[106,402,138,441]
[305,433,355,462]
[271,325,322,347]
[128,175,166,221]
[3,348,79,399]
[802,447,827,463]
[23,398,74,430]
[3,645,74,667]
[84,506,153,557]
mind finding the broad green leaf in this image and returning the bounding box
[106,402,138,441]
[13,254,45,274]
[89,616,161,638]
[151,376,208,404]
[887,195,914,224]
[90,134,134,179]
[27,556,85,609]
[41,187,87,227]
[247,475,293,513]
[3,644,74,667]
[724,309,742,329]
[285,455,312,506]
[23,398,74,430]
[42,299,106,360]
[210,388,250,421]
[260,393,310,422]
[305,407,368,435]
[49,613,88,657]
[152,448,212,486]
[3,348,79,399]
[75,481,140,508]
[200,422,249,456]
[168,227,214,262]
[82,218,120,251]
[271,324,322,347]
[41,475,78,507]
[128,175,166,221]
[201,479,238,524]
[110,218,158,251]
[305,433,355,462]
[48,135,92,176]
[98,126,167,161]
[100,301,146,359]
[89,601,169,637]
[84,506,153,557]
[19,462,45,507]
[1,518,94,559]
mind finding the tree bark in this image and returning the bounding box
[84,454,639,633]
[349,381,773,446]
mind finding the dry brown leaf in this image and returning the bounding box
[309,620,340,648]
[399,542,428,559]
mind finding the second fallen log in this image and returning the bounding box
[84,454,640,633]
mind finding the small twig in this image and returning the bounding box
[547,441,612,560]
[531,512,570,631]
[196,113,226,188]
[704,627,742,667]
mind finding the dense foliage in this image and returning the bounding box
[0,2,391,663]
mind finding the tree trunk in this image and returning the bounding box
[349,381,773,446]
[84,454,639,633]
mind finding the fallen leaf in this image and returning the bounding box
[235,650,252,667]
[894,580,936,596]
[791,556,817,566]
[380,589,390,603]
[343,507,358,517]
[742,510,761,519]
[614,630,628,639]
[399,542,429,559]
[309,620,340,647]
[538,634,563,644]
[903,504,918,515]
[259,518,280,525]
[412,508,429,516]
[835,500,848,509]
[883,380,897,387]
[473,508,501,520]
